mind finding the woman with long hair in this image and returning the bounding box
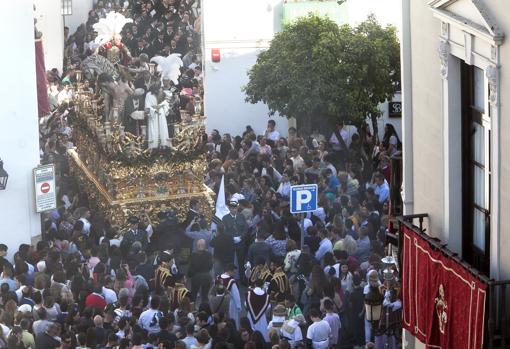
[303,265,329,317]
[382,123,401,150]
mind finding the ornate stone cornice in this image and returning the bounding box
[438,40,450,79]
[486,65,499,106]
[428,0,504,43]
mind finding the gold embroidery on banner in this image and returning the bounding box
[403,233,412,327]
[413,239,475,340]
[435,284,448,335]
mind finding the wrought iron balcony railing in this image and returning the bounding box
[393,214,510,348]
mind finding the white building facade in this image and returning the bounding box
[401,0,510,347]
[0,0,44,259]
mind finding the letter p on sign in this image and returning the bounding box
[290,184,318,214]
[296,190,312,211]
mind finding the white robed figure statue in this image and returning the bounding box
[144,53,184,149]
[145,89,171,149]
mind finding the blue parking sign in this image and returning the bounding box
[290,184,318,214]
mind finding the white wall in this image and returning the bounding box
[34,0,65,72]
[65,0,94,34]
[0,0,42,260]
[204,47,289,137]
[203,0,289,137]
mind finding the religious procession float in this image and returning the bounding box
[68,11,213,228]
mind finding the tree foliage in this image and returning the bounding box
[243,14,400,128]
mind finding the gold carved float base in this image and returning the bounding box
[68,149,214,228]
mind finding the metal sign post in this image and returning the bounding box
[290,184,318,249]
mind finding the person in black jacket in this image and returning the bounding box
[210,224,234,276]
[35,323,61,349]
[221,201,248,279]
[187,239,213,303]
[153,211,182,253]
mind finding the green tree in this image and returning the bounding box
[342,15,401,137]
[243,14,400,135]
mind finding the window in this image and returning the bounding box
[461,63,491,274]
[62,0,73,16]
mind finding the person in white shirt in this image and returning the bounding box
[277,172,292,199]
[284,240,301,275]
[306,308,331,349]
[138,295,163,334]
[182,326,199,348]
[311,128,326,143]
[339,264,354,294]
[281,314,305,349]
[75,207,91,236]
[264,120,281,146]
[290,151,305,173]
[102,276,118,304]
[322,299,341,347]
[315,230,333,263]
[372,173,390,204]
[268,305,304,348]
[57,82,73,105]
[259,137,272,155]
[329,121,350,150]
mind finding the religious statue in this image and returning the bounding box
[145,87,171,149]
[150,54,184,134]
[93,12,133,65]
[97,73,133,123]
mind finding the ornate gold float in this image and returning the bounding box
[69,88,213,228]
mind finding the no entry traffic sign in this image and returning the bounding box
[40,182,50,193]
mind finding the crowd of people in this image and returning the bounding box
[0,1,404,349]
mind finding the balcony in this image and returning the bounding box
[392,214,510,348]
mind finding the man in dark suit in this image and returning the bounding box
[154,210,181,252]
[221,201,248,280]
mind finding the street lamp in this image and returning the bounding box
[0,159,9,190]
[381,255,397,285]
[379,255,399,348]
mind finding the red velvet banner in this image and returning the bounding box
[35,39,50,118]
[401,226,487,348]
